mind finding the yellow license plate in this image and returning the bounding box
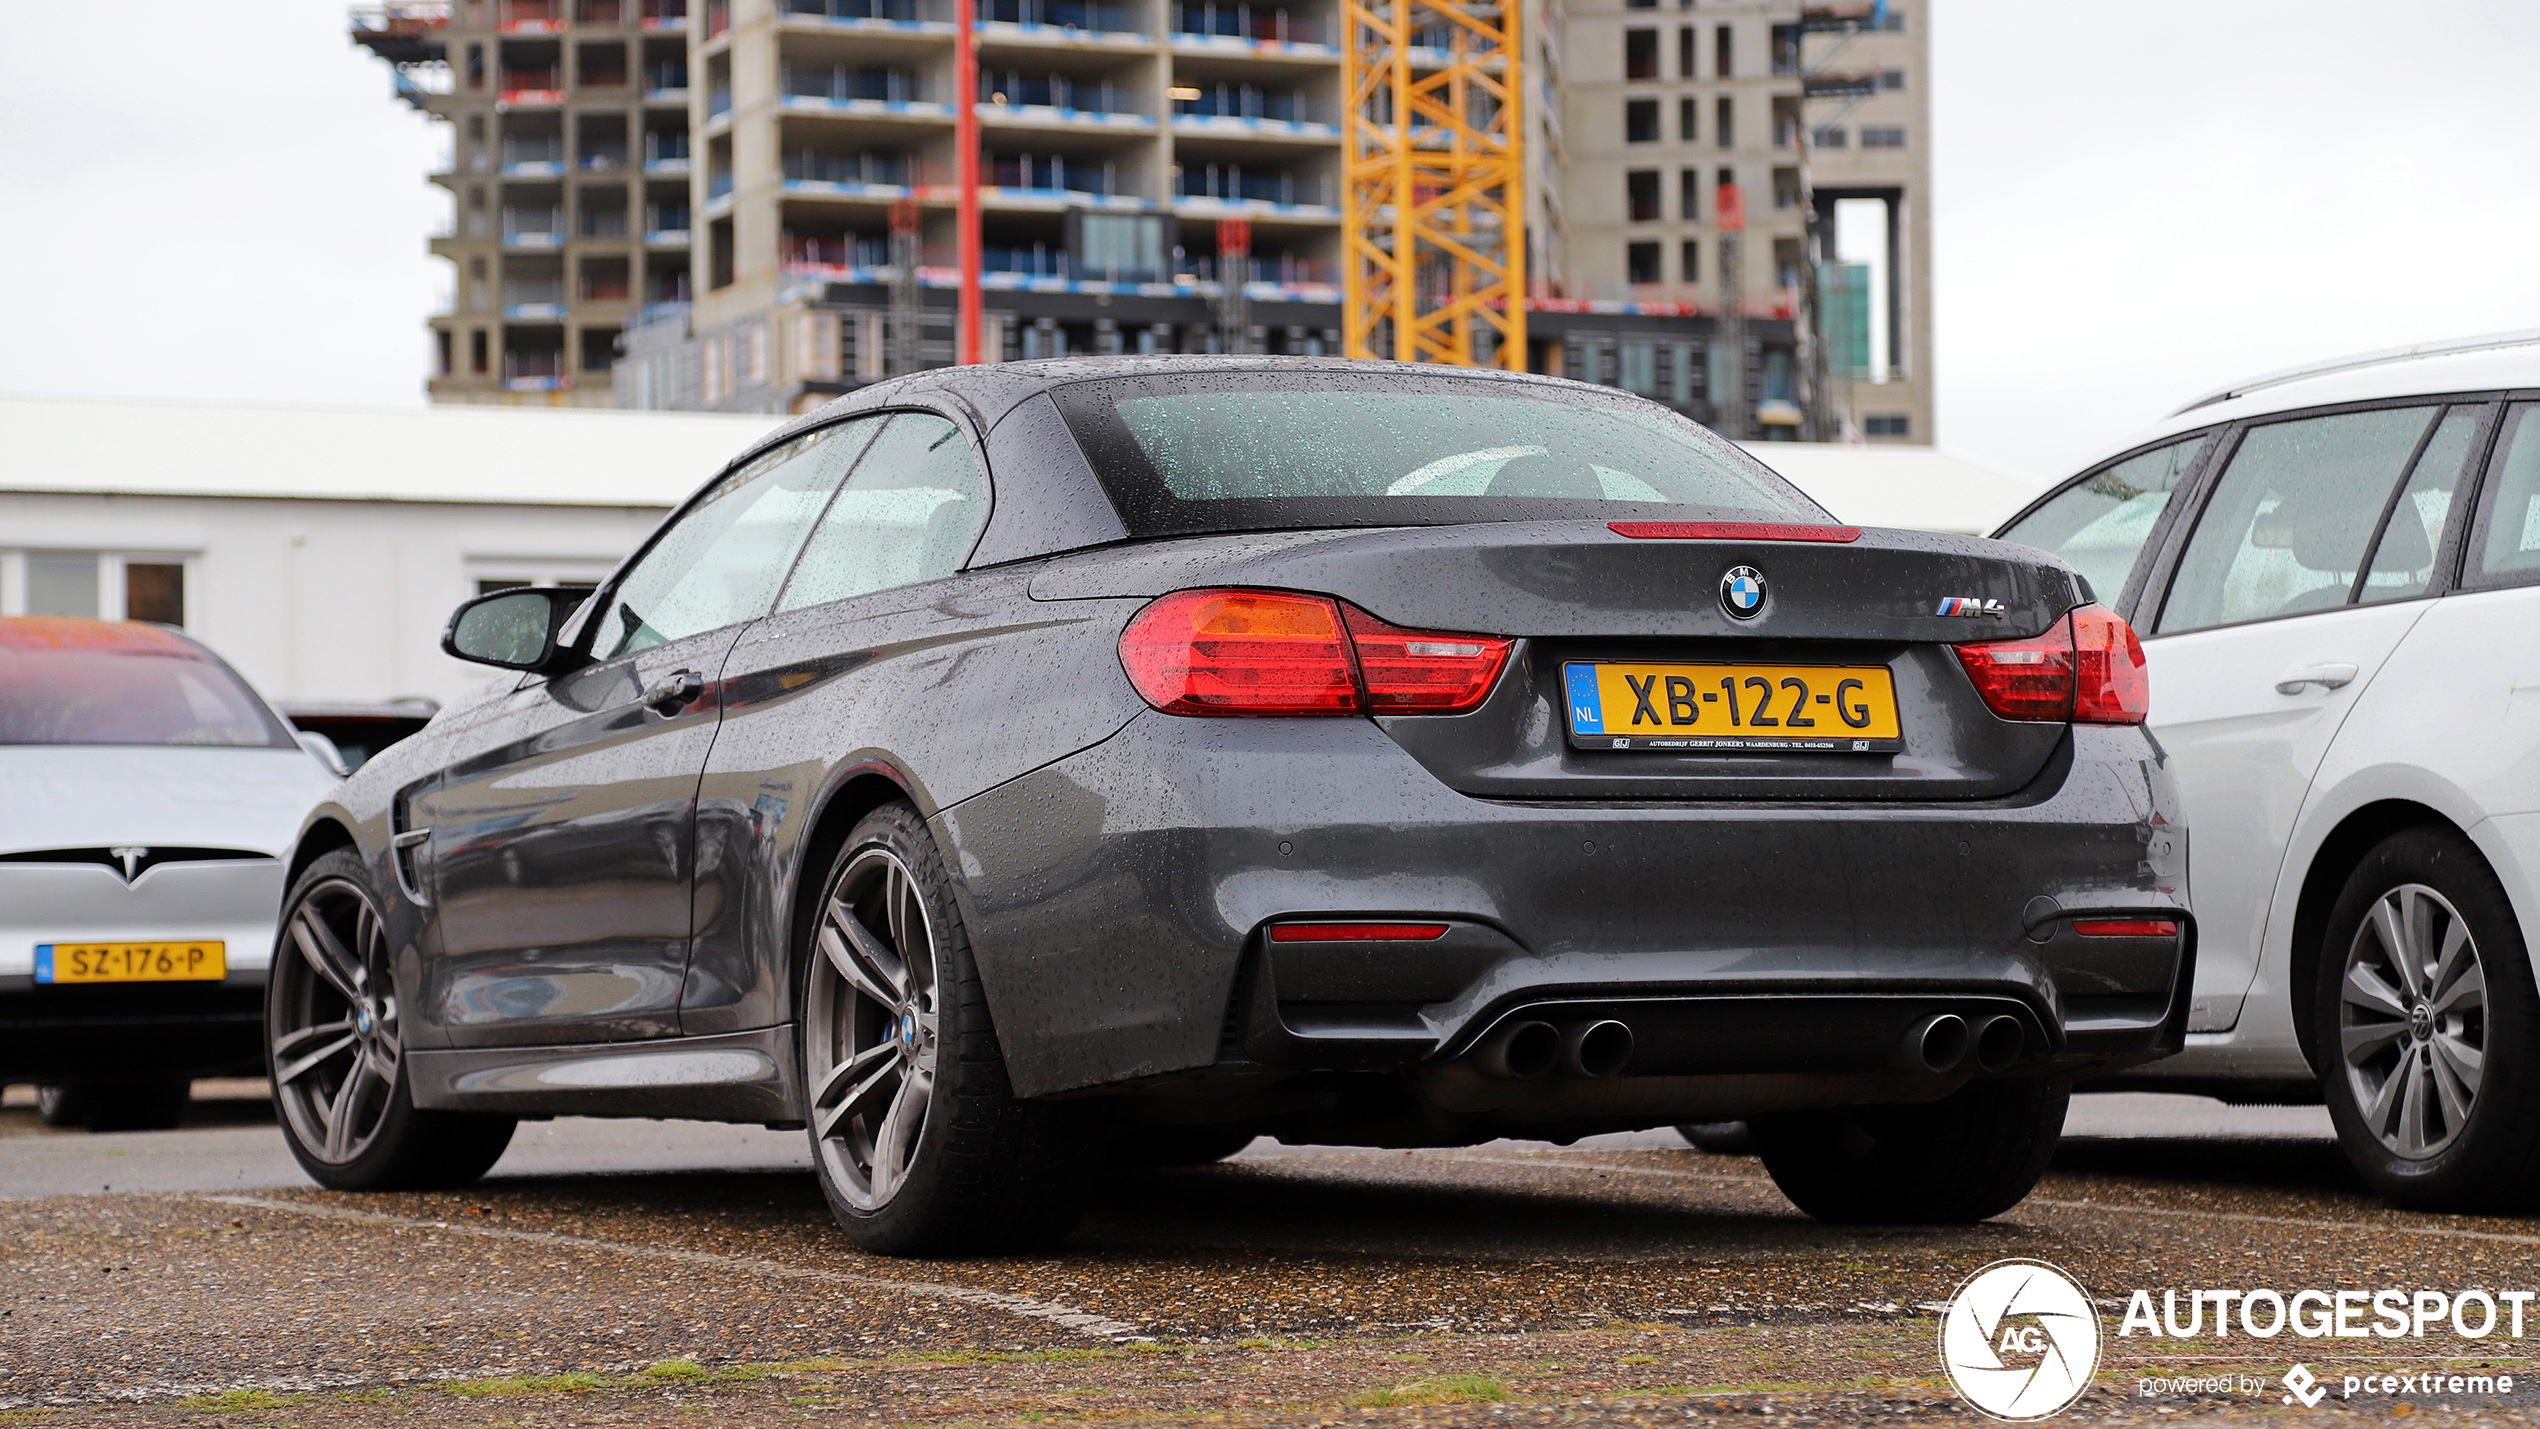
[1563,661,1903,752]
[36,941,227,984]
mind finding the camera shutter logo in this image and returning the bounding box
[1939,1259,2101,1420]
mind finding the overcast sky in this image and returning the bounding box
[3,1,2535,481]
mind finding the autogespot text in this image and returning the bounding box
[2119,1288,2538,1341]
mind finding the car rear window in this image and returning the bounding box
[1048,371,1826,537]
[0,619,296,748]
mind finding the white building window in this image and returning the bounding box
[0,549,193,625]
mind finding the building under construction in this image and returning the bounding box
[354,0,1929,440]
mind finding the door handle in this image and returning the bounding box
[641,669,706,716]
[2275,663,2359,695]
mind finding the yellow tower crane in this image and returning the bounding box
[1341,0,1526,369]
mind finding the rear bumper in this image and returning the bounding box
[937,714,2190,1100]
[0,976,270,1081]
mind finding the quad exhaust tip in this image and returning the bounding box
[1564,1020,1634,1079]
[1975,1013,2026,1073]
[1905,1013,1970,1073]
[1899,1012,2027,1073]
[1475,1020,1561,1080]
[1472,1019,1635,1080]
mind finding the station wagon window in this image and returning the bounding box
[591,417,884,660]
[1996,434,2207,603]
[2467,403,2540,588]
[776,412,989,612]
[2356,405,2484,605]
[2154,406,2435,635]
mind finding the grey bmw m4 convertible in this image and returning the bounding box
[275,357,2191,1252]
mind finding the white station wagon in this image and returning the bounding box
[1997,331,2540,1210]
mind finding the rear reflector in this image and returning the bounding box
[1952,605,2149,725]
[1269,923,1450,942]
[1608,521,1861,543]
[2071,919,2179,938]
[1119,588,1511,717]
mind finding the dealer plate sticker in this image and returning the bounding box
[1562,661,1903,753]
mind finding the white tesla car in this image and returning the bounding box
[0,617,342,1129]
[1996,330,2540,1210]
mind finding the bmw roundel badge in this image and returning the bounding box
[1720,565,1767,619]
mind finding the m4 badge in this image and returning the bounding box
[1935,596,2007,618]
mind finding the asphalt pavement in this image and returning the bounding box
[6,1080,2530,1427]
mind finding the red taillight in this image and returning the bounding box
[2071,918,2178,938]
[1268,922,1450,942]
[1342,605,1513,713]
[1953,617,2076,721]
[1951,605,2148,725]
[2070,603,2150,724]
[1118,590,1359,715]
[1118,588,1511,717]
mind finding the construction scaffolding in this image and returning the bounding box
[1340,0,1525,370]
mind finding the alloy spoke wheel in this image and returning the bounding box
[807,848,941,1211]
[272,878,403,1166]
[2341,882,2487,1159]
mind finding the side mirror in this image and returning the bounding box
[442,588,583,671]
[296,730,349,777]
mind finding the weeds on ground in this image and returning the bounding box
[1357,1373,1508,1407]
[176,1389,298,1410]
[441,1371,607,1397]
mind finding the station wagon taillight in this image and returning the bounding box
[1119,588,1512,717]
[1952,605,2148,725]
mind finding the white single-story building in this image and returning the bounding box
[0,393,2044,706]
[1,395,780,706]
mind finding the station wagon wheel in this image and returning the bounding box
[267,847,515,1191]
[2316,827,2540,1213]
[2338,882,2486,1159]
[806,846,942,1211]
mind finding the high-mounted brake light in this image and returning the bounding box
[1118,588,1512,717]
[1269,923,1450,942]
[1951,605,2148,724]
[1607,521,1861,543]
[2071,919,2178,938]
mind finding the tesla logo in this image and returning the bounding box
[111,846,149,882]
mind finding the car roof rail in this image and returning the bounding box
[2170,327,2540,417]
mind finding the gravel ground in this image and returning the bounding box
[4,1088,2537,1427]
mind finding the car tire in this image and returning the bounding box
[2314,826,2540,1212]
[800,802,1083,1256]
[38,1078,192,1132]
[1112,1125,1259,1167]
[268,848,516,1190]
[35,1082,97,1128]
[1749,1079,2070,1223]
[1674,1120,1756,1155]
